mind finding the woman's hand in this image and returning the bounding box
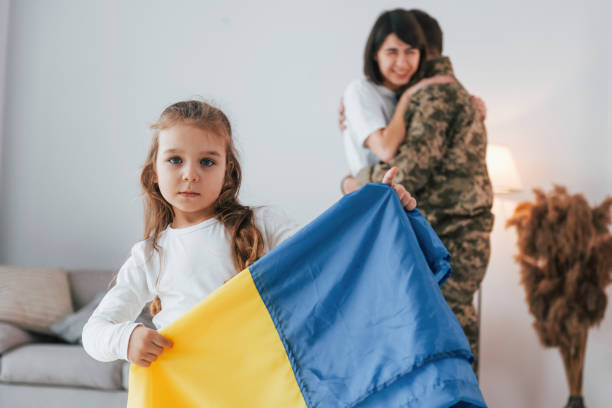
[471,95,487,120]
[400,74,454,101]
[341,174,358,195]
[382,167,417,211]
[127,324,173,367]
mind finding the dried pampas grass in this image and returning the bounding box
[506,185,612,408]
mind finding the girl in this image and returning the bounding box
[82,100,416,367]
[341,9,452,181]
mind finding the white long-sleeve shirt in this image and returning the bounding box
[82,206,298,363]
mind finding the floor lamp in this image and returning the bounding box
[478,144,523,377]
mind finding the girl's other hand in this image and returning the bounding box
[382,167,417,211]
[127,324,173,367]
[338,98,347,131]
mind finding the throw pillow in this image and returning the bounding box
[50,291,155,344]
[50,291,105,343]
[0,266,73,334]
[0,322,35,353]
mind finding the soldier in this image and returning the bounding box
[342,10,493,374]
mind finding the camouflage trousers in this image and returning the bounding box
[440,228,491,376]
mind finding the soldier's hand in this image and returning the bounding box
[338,98,347,131]
[382,167,417,211]
[127,324,173,367]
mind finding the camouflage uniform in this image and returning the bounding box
[355,57,494,374]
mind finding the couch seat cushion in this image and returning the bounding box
[0,343,124,390]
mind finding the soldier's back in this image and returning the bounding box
[407,79,493,238]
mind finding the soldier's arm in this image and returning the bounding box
[355,92,451,192]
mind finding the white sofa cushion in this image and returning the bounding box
[0,344,124,390]
[0,266,73,334]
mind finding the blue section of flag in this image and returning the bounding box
[406,209,452,285]
[250,184,486,408]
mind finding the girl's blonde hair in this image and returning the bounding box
[140,100,265,316]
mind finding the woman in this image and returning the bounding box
[341,9,451,184]
[341,8,494,375]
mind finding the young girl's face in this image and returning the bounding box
[154,123,227,228]
[375,33,420,91]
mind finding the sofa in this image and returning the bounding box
[0,268,152,408]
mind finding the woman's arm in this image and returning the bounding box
[363,91,413,162]
[364,75,453,162]
[354,86,455,193]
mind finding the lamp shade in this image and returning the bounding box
[486,144,522,194]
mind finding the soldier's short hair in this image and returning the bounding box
[363,9,428,85]
[410,9,444,56]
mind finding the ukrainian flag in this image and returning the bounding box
[128,184,486,407]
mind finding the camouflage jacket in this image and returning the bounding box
[355,57,494,238]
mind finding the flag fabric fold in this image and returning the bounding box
[128,183,486,408]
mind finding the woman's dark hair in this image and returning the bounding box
[363,9,428,85]
[410,9,443,56]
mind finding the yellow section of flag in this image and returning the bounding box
[127,269,307,408]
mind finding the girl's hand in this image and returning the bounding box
[127,324,173,367]
[338,98,347,131]
[382,167,417,211]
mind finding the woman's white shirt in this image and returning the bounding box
[82,206,299,363]
[342,78,397,175]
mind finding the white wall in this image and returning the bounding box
[0,0,9,195]
[1,0,611,406]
